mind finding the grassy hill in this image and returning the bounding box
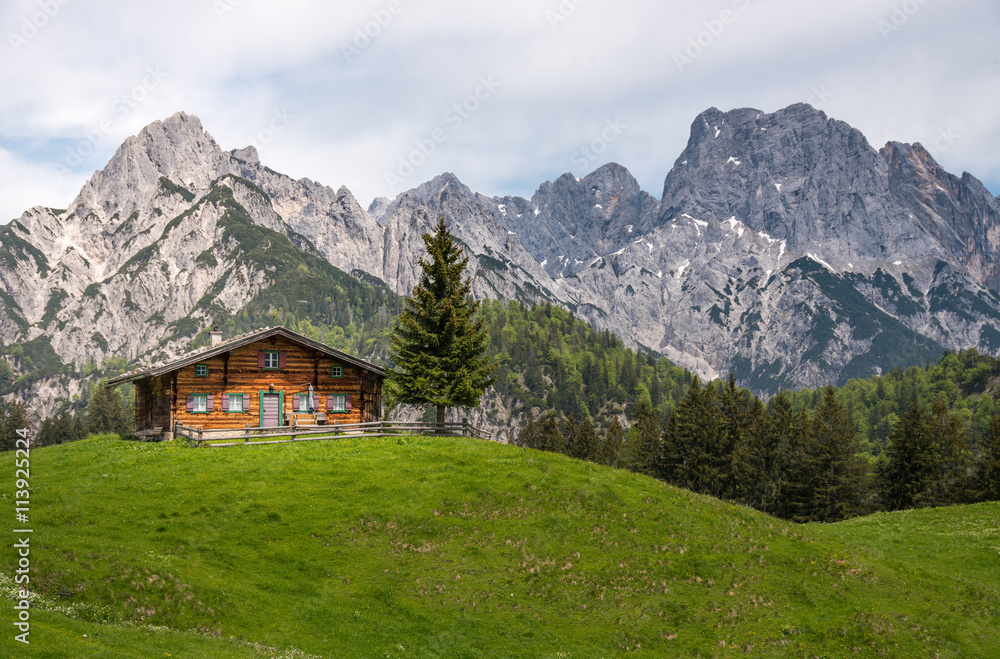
[2,436,998,658]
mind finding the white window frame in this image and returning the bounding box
[263,351,280,369]
[192,394,208,414]
[299,394,311,413]
[329,394,346,413]
[228,394,244,413]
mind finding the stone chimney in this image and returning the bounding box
[210,328,223,346]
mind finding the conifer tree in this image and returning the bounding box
[880,398,972,509]
[924,397,972,506]
[733,396,777,511]
[798,387,871,522]
[0,401,30,451]
[87,384,132,436]
[719,373,757,501]
[878,402,934,511]
[628,395,661,476]
[658,411,679,483]
[561,415,578,456]
[387,217,496,426]
[517,416,540,449]
[775,405,811,520]
[73,413,87,441]
[37,416,57,448]
[38,410,86,447]
[663,378,726,496]
[536,412,565,454]
[600,416,625,468]
[567,413,598,461]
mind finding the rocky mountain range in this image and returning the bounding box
[2,104,999,430]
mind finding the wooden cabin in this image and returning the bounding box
[106,326,384,439]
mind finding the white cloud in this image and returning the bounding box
[0,147,86,222]
[1,0,998,223]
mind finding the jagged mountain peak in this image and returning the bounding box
[231,145,260,165]
[70,111,233,224]
[580,162,641,197]
[406,172,476,205]
[368,196,393,225]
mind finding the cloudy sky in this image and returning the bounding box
[1,0,998,223]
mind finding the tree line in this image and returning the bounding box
[789,348,1000,456]
[519,374,1000,521]
[0,385,132,451]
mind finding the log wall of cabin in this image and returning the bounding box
[173,336,380,430]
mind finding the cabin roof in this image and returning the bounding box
[105,326,386,386]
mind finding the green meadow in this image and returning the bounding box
[1,435,997,657]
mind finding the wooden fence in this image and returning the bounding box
[173,419,491,447]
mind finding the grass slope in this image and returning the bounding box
[2,436,998,657]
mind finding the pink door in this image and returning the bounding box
[262,393,281,427]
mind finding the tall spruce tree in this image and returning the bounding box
[720,373,758,501]
[627,395,661,476]
[663,378,726,497]
[798,387,871,522]
[733,396,777,511]
[388,217,496,426]
[878,402,935,511]
[567,413,598,461]
[775,404,812,521]
[924,397,972,506]
[517,416,540,449]
[0,401,30,451]
[600,416,626,468]
[880,398,973,510]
